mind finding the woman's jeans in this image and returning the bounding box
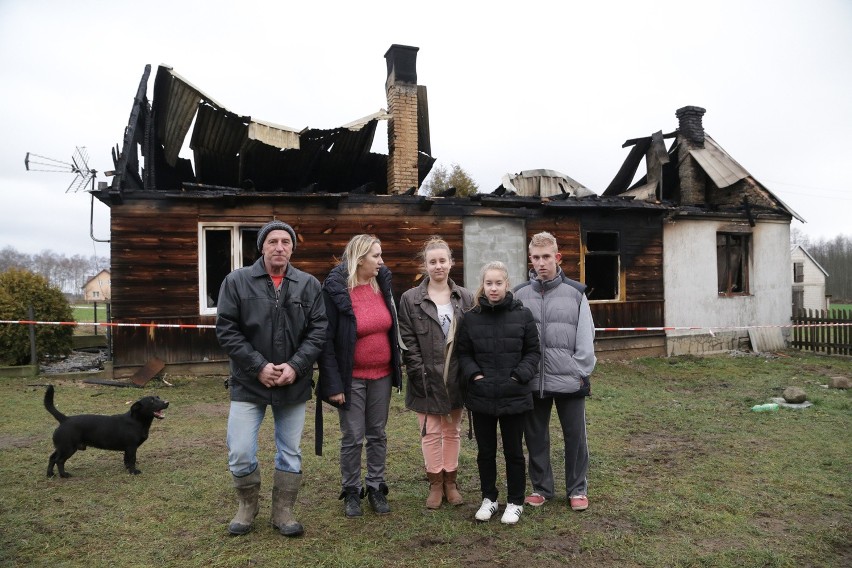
[338,376,392,491]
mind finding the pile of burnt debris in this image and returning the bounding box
[40,350,107,374]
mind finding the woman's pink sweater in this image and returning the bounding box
[350,284,392,379]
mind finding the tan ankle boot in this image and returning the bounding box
[443,469,463,506]
[426,471,444,509]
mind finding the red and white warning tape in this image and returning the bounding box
[0,320,216,329]
[1,320,849,332]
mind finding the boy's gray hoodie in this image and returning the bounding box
[513,267,596,398]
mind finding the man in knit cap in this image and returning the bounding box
[216,220,327,537]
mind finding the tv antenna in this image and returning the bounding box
[24,146,98,193]
[24,146,110,243]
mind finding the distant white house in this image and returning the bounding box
[81,269,111,303]
[791,245,829,313]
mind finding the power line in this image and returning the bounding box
[764,179,849,195]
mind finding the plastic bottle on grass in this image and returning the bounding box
[751,403,779,412]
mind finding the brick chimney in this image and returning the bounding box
[675,105,707,206]
[676,105,706,147]
[385,44,420,195]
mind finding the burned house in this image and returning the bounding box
[95,44,669,377]
[604,106,802,354]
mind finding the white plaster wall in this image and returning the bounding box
[664,218,791,353]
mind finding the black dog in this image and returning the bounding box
[44,384,169,477]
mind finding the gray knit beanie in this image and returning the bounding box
[257,220,297,251]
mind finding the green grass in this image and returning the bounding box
[830,303,851,314]
[70,304,107,336]
[1,350,850,567]
[71,304,100,322]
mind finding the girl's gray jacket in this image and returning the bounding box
[215,257,328,406]
[513,268,596,398]
[398,277,474,415]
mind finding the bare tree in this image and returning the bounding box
[0,247,109,298]
[806,234,852,303]
[421,163,478,197]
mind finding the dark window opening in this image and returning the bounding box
[585,231,620,301]
[241,228,260,268]
[717,233,750,295]
[793,262,804,283]
[204,230,232,309]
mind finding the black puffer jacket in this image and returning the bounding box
[456,292,541,416]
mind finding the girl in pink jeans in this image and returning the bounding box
[398,237,474,508]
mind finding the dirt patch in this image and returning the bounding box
[622,431,708,477]
[178,402,229,419]
[0,434,41,450]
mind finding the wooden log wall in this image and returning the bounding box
[108,194,666,367]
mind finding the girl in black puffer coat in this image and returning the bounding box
[456,261,540,525]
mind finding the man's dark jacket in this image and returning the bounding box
[216,256,327,405]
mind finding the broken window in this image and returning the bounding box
[584,231,620,301]
[199,225,260,314]
[716,233,750,295]
[793,262,804,283]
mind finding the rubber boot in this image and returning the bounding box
[426,471,444,509]
[228,468,261,536]
[272,470,304,537]
[443,469,464,506]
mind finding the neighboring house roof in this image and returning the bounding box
[81,269,110,289]
[791,245,829,277]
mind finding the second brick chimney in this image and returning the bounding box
[675,105,707,206]
[385,44,420,195]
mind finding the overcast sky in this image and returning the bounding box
[1,0,849,258]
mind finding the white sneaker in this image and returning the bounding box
[501,503,523,525]
[475,498,499,521]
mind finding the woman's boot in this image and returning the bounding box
[272,470,304,537]
[339,487,362,518]
[443,469,463,506]
[426,471,444,509]
[228,468,261,535]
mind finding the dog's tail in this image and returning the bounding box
[44,385,68,423]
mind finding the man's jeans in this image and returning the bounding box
[227,400,306,476]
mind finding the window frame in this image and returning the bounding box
[793,262,804,283]
[198,223,261,315]
[582,230,623,302]
[716,232,751,296]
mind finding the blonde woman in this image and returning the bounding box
[398,237,474,509]
[317,235,402,518]
[456,261,540,525]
